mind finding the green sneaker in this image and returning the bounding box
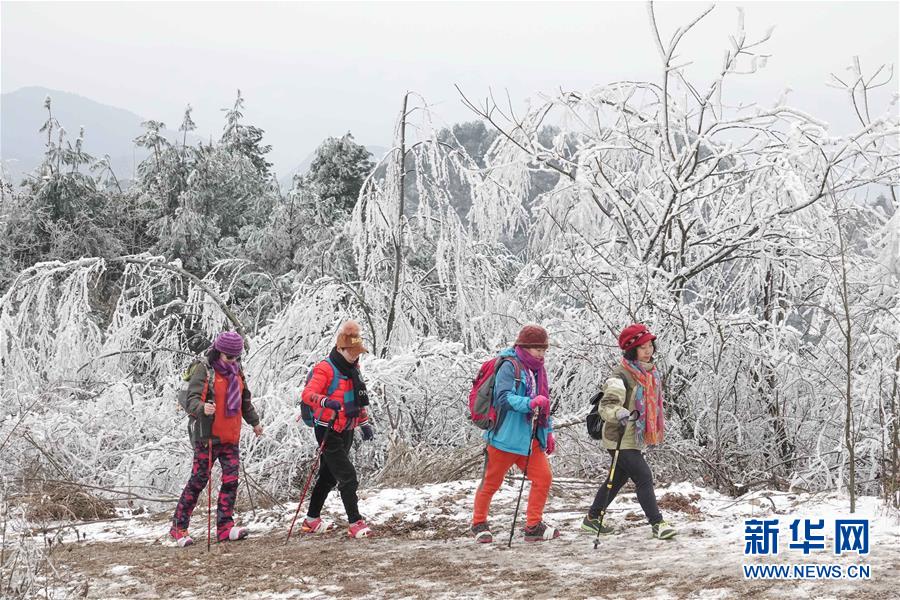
[580,514,614,535]
[652,520,677,539]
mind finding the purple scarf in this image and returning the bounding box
[212,358,241,417]
[514,346,549,397]
[515,346,550,426]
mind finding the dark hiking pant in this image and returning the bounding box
[589,449,663,525]
[307,426,361,523]
[172,441,240,541]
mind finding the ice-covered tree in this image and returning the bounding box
[457,3,899,493]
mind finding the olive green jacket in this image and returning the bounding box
[598,363,644,451]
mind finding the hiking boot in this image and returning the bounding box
[580,514,614,535]
[472,522,493,544]
[301,517,335,534]
[169,527,193,548]
[651,520,677,540]
[221,526,249,542]
[523,521,560,542]
[348,519,372,539]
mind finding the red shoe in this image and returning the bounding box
[348,519,372,538]
[169,527,193,548]
[301,517,335,534]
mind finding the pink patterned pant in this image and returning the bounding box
[172,442,241,541]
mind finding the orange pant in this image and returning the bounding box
[472,441,552,528]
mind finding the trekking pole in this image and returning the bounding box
[508,408,540,548]
[206,437,212,552]
[286,413,338,542]
[593,410,640,550]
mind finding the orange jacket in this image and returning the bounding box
[207,372,247,445]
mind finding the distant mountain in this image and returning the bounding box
[278,144,389,191]
[0,86,189,186]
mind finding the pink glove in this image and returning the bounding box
[545,432,556,455]
[529,395,550,415]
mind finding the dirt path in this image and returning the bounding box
[49,520,897,599]
[43,481,900,599]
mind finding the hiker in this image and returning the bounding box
[472,324,559,543]
[581,323,676,540]
[170,330,263,547]
[299,320,374,538]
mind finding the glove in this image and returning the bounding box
[615,408,631,427]
[360,424,374,441]
[321,399,342,412]
[545,432,556,455]
[529,395,550,415]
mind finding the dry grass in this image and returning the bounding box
[374,439,484,487]
[657,491,702,515]
[19,480,115,521]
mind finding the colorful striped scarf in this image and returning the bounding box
[621,358,664,446]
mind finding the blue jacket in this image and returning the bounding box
[484,348,553,456]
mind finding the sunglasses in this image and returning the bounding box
[223,353,238,360]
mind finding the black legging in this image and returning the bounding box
[306,426,361,523]
[589,449,663,525]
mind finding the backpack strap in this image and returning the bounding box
[500,356,524,394]
[492,356,525,402]
[487,356,525,434]
[323,358,341,397]
[494,356,522,383]
[200,363,216,404]
[511,358,523,389]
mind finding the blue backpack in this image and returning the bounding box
[300,359,341,427]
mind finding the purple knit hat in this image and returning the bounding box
[214,331,244,356]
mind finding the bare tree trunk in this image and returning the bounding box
[890,353,899,507]
[762,264,794,475]
[832,194,856,513]
[382,92,409,358]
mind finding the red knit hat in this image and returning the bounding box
[514,324,549,349]
[618,323,656,351]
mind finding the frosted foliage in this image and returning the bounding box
[470,156,530,240]
[1,9,898,511]
[0,256,505,505]
[453,16,899,497]
[1,259,106,385]
[348,95,524,354]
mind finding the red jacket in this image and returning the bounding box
[301,360,369,432]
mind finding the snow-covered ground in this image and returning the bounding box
[23,479,900,599]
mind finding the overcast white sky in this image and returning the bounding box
[2,1,898,175]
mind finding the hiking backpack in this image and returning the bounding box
[467,356,522,431]
[585,375,628,440]
[300,359,342,427]
[176,360,215,411]
[176,359,216,439]
[585,390,605,440]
